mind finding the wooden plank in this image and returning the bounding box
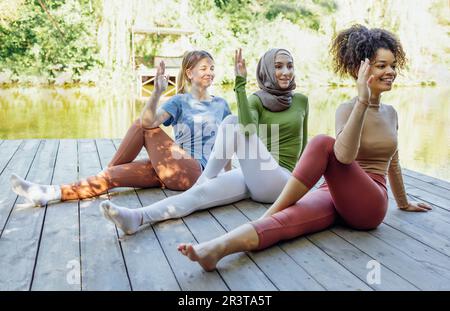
[131,189,183,290]
[0,139,59,290]
[99,139,180,290]
[401,197,450,225]
[389,196,450,235]
[214,199,325,290]
[382,218,450,258]
[31,139,81,290]
[78,139,130,290]
[402,174,450,201]
[152,218,230,291]
[284,171,448,287]
[239,200,417,290]
[0,140,40,234]
[309,179,446,289]
[258,200,420,291]
[182,207,278,291]
[0,138,446,291]
[388,185,450,225]
[313,177,450,247]
[382,198,450,257]
[279,238,372,291]
[138,190,229,291]
[333,226,450,290]
[310,176,450,272]
[383,183,450,258]
[403,168,450,191]
[308,230,418,290]
[404,184,449,211]
[388,189,450,230]
[369,223,450,280]
[311,173,450,246]
[0,140,22,176]
[262,197,415,291]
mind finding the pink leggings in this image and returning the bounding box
[251,135,388,250]
[60,119,201,200]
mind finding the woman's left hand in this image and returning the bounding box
[234,48,247,78]
[399,201,432,212]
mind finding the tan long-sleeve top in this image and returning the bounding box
[334,97,409,208]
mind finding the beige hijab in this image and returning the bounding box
[254,48,296,112]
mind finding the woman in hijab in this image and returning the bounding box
[177,26,431,272]
[100,48,309,236]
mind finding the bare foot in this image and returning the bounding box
[177,243,220,272]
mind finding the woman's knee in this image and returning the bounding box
[161,166,201,191]
[176,182,211,208]
[162,176,197,191]
[309,134,335,150]
[221,114,238,126]
[300,134,336,159]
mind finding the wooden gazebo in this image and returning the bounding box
[131,26,195,100]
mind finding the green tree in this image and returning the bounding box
[0,0,101,82]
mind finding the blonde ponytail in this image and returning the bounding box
[176,50,214,94]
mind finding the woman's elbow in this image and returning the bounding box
[337,158,353,165]
[333,146,354,165]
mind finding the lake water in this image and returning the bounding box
[0,85,448,181]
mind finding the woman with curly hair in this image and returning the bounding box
[177,24,432,272]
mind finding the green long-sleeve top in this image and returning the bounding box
[234,75,309,172]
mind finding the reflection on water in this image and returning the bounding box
[0,85,449,181]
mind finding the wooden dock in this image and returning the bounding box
[0,139,449,290]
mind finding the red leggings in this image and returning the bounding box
[252,135,388,250]
[60,119,201,200]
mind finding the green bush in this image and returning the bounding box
[0,0,101,83]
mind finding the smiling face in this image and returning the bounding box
[274,52,294,89]
[186,57,215,89]
[368,48,397,95]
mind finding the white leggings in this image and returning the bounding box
[140,115,291,224]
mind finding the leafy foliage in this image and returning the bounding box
[0,0,101,82]
[0,0,447,86]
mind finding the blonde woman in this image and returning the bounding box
[11,50,231,207]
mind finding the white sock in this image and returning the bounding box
[100,200,143,235]
[10,173,61,207]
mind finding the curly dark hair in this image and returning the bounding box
[330,24,406,79]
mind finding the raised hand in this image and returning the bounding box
[154,60,168,94]
[399,201,432,212]
[234,48,247,78]
[356,58,374,105]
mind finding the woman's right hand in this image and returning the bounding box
[154,60,168,94]
[234,48,247,78]
[356,58,374,105]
